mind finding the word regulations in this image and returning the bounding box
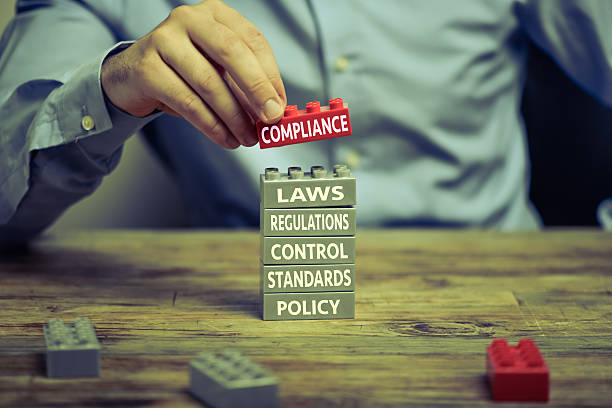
[260,165,356,320]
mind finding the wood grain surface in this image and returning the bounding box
[0,229,611,407]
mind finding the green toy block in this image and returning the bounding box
[44,317,100,378]
[189,350,278,408]
[260,165,356,209]
[262,291,355,320]
[261,207,356,236]
[261,236,355,265]
[261,264,355,293]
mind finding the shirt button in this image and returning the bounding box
[345,150,360,169]
[81,115,95,131]
[334,56,350,72]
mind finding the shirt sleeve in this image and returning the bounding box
[0,1,159,243]
[516,0,612,106]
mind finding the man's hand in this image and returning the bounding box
[101,0,286,149]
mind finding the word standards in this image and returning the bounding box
[260,165,356,320]
[256,98,352,149]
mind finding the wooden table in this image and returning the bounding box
[0,230,611,407]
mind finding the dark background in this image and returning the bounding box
[523,42,612,226]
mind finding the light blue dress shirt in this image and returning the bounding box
[1,0,612,241]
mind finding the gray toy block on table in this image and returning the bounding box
[189,350,278,408]
[261,264,355,293]
[260,165,356,209]
[261,236,355,265]
[261,207,356,236]
[262,291,355,320]
[43,317,100,378]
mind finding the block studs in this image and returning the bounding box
[306,101,321,113]
[284,105,298,117]
[265,167,281,180]
[311,166,327,178]
[288,166,304,179]
[329,97,343,110]
[334,164,351,177]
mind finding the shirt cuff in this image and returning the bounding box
[57,41,162,156]
[597,198,612,229]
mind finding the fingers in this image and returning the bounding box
[224,72,258,123]
[184,2,286,124]
[208,1,287,105]
[158,38,258,146]
[104,1,287,150]
[157,103,181,117]
[145,52,241,149]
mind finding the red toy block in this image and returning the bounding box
[486,339,549,402]
[256,98,352,149]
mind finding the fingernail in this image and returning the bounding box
[246,133,259,146]
[263,99,282,122]
[227,138,240,149]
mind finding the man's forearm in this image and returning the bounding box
[0,92,161,244]
[0,1,135,241]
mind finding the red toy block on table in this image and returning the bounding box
[486,339,549,402]
[256,98,352,149]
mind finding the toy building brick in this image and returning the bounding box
[261,207,356,236]
[257,98,351,149]
[261,236,355,265]
[43,317,100,378]
[260,165,356,209]
[261,264,355,293]
[260,164,356,320]
[486,338,549,402]
[189,351,279,408]
[262,292,355,321]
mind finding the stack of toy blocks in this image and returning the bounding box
[260,164,356,320]
[486,338,549,402]
[43,317,100,378]
[189,350,278,408]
